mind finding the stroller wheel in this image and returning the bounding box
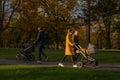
[16,53,24,61]
[85,59,98,67]
[77,61,84,68]
[24,54,35,61]
[92,60,98,67]
[28,54,35,61]
[23,55,28,62]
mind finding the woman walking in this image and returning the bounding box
[58,29,77,67]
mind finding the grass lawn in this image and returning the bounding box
[0,48,120,80]
[0,48,120,64]
[0,65,120,80]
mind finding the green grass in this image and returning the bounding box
[0,49,120,80]
[0,48,64,61]
[0,65,120,80]
[0,48,19,59]
[93,51,120,64]
[0,48,120,64]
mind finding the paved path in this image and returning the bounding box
[0,59,120,71]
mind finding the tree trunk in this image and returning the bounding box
[103,17,111,49]
[86,0,91,47]
[0,0,3,47]
[86,24,90,47]
[0,31,3,47]
[55,31,59,49]
[0,0,21,47]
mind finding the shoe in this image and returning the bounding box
[73,65,78,68]
[45,56,48,61]
[58,63,64,67]
[37,60,42,64]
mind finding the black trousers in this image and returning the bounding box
[38,44,47,60]
[73,45,80,61]
[60,55,76,65]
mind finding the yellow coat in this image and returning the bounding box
[65,34,74,55]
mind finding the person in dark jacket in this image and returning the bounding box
[72,30,80,61]
[35,26,48,63]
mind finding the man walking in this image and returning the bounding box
[35,26,48,63]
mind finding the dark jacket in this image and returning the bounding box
[35,30,45,45]
[72,35,79,44]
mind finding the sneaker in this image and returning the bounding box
[37,60,42,64]
[58,63,64,67]
[73,65,78,68]
[45,56,48,61]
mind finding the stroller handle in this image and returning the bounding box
[75,44,82,49]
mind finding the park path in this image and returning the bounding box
[0,59,120,71]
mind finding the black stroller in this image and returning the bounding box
[16,43,35,61]
[74,43,98,68]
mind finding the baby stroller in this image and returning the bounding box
[16,43,35,61]
[74,43,98,68]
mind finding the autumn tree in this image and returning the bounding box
[92,0,120,49]
[39,0,77,49]
[0,0,21,47]
[12,0,77,48]
[13,0,41,43]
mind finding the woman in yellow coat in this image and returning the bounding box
[65,30,74,55]
[58,29,78,67]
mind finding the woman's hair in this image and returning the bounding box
[67,28,73,35]
[38,26,43,30]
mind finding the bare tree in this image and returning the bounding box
[0,0,21,47]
